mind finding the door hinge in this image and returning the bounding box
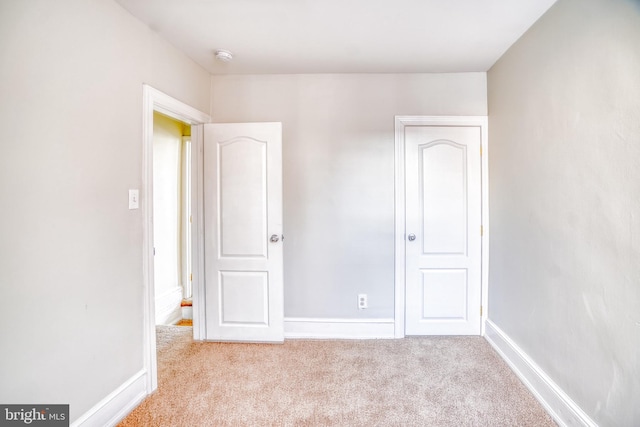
[189,273,192,282]
[480,145,483,156]
[480,225,484,237]
[189,215,192,224]
[480,306,483,316]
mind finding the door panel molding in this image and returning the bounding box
[418,140,468,256]
[394,116,488,338]
[217,137,268,259]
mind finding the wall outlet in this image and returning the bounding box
[358,294,368,309]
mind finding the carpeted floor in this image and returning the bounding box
[119,326,556,426]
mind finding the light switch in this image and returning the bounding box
[129,189,139,210]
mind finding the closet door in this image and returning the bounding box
[404,125,481,335]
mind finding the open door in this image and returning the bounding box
[202,122,284,342]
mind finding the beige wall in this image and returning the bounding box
[488,0,640,424]
[212,73,487,319]
[0,0,209,422]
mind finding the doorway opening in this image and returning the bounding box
[153,112,193,326]
[142,85,210,393]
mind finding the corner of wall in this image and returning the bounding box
[484,320,598,427]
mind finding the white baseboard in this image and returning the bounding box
[71,370,147,427]
[182,305,193,320]
[284,317,395,339]
[155,286,183,325]
[484,319,598,427]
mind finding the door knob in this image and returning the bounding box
[407,233,416,241]
[270,234,280,243]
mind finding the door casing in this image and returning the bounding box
[394,116,489,338]
[142,85,210,393]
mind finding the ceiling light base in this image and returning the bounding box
[215,49,233,62]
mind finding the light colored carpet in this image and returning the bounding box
[119,326,556,426]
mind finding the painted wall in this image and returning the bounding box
[0,0,210,423]
[211,73,487,319]
[153,112,185,324]
[487,0,640,424]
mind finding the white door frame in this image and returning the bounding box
[142,85,210,393]
[394,116,489,338]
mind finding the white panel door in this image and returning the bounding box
[405,126,481,335]
[203,123,283,342]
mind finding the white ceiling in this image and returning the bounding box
[115,0,557,75]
